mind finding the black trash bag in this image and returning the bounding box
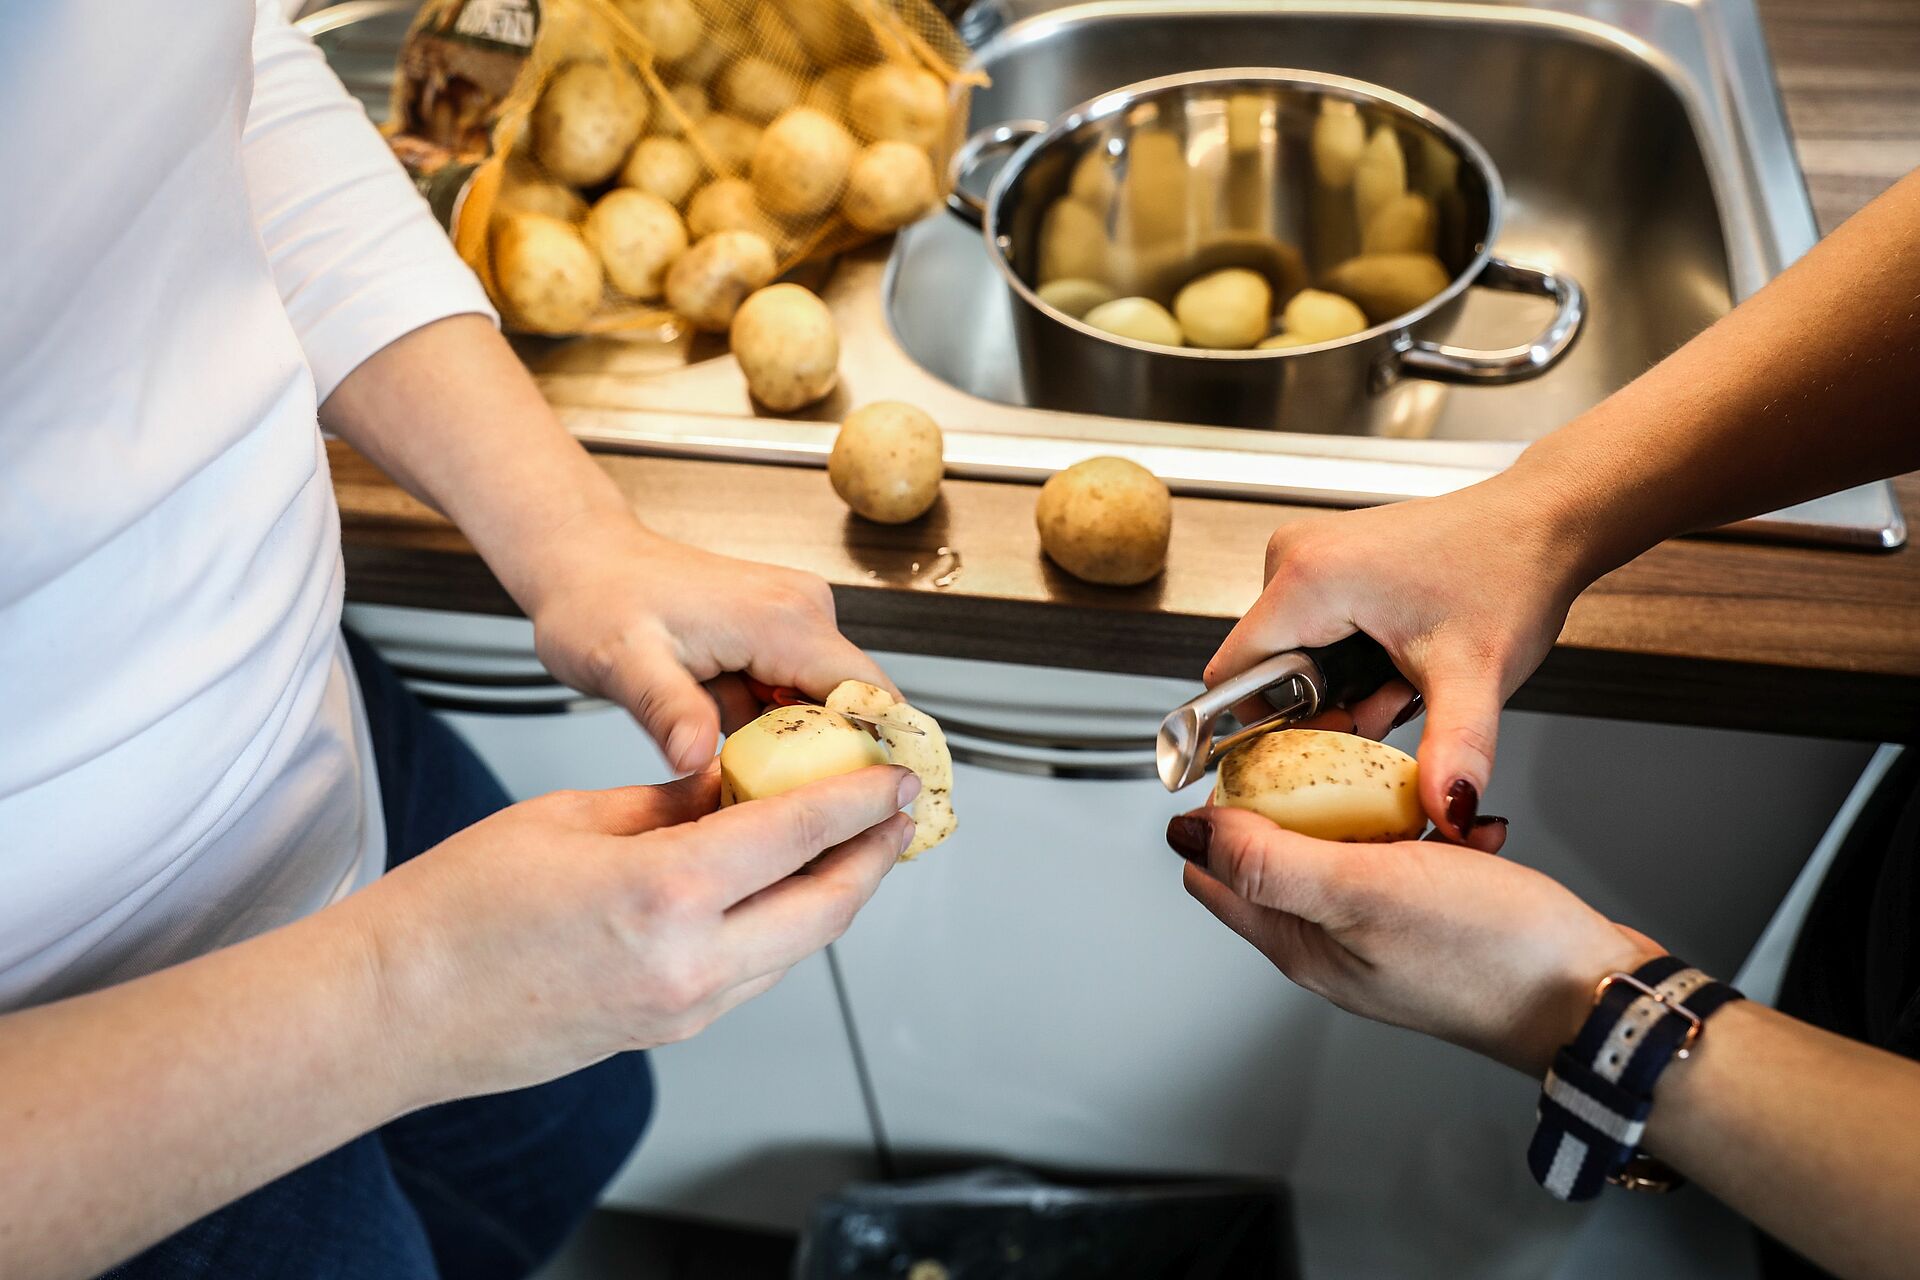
[795,1167,1296,1279]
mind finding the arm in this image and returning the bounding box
[1169,808,1920,1280]
[1208,168,1920,835]
[0,766,918,1280]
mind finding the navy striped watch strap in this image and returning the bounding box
[1528,955,1743,1201]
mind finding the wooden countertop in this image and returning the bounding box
[336,2,1920,743]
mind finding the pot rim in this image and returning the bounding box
[978,66,1509,360]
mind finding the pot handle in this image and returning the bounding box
[1394,257,1585,384]
[945,120,1047,227]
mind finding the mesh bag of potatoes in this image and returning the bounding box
[383,0,977,337]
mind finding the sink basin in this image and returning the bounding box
[304,0,1904,548]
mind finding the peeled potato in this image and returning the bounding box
[1035,277,1117,319]
[1212,729,1424,843]
[491,212,603,334]
[1281,288,1370,343]
[730,283,839,411]
[1082,296,1183,347]
[1354,125,1408,232]
[664,229,777,331]
[1311,100,1365,188]
[621,136,702,207]
[847,65,947,150]
[1322,252,1452,324]
[842,141,936,233]
[692,114,764,175]
[1256,333,1314,350]
[583,189,686,301]
[826,680,956,859]
[1173,268,1272,350]
[1035,456,1172,587]
[1038,198,1111,284]
[719,704,888,806]
[533,62,649,187]
[1361,192,1436,255]
[752,108,856,218]
[719,56,805,125]
[829,401,943,523]
[1068,146,1118,209]
[686,178,779,241]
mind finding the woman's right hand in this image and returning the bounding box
[1207,469,1599,837]
[343,763,918,1108]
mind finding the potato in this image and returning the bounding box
[1227,92,1268,154]
[1068,146,1117,210]
[583,189,686,300]
[847,65,947,150]
[620,136,702,207]
[718,55,806,125]
[1035,277,1117,320]
[495,176,587,223]
[685,178,778,240]
[1081,296,1183,347]
[1035,456,1172,587]
[664,228,777,331]
[842,141,936,232]
[615,0,702,63]
[829,401,943,523]
[1213,728,1424,843]
[533,62,649,187]
[826,680,956,859]
[718,704,887,806]
[752,108,856,217]
[1037,198,1111,284]
[1281,288,1369,342]
[491,212,604,334]
[653,83,711,138]
[1354,125,1407,231]
[1311,99,1365,188]
[1115,127,1189,246]
[673,37,729,88]
[692,113,764,175]
[1322,252,1451,324]
[805,65,865,116]
[1361,191,1435,255]
[730,283,839,411]
[1173,267,1272,350]
[789,0,877,65]
[1256,332,1313,350]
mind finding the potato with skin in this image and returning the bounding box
[495,176,587,223]
[620,136,702,207]
[1322,252,1452,323]
[1035,277,1117,320]
[718,56,806,125]
[686,178,780,241]
[492,212,604,334]
[752,108,856,218]
[692,114,764,175]
[842,141,936,233]
[1213,728,1424,843]
[826,680,956,859]
[1081,296,1183,347]
[1282,288,1370,342]
[1173,268,1272,350]
[533,62,649,187]
[805,65,864,116]
[848,65,947,150]
[583,189,686,301]
[615,0,702,63]
[718,704,887,807]
[1036,456,1172,587]
[653,84,711,138]
[829,401,943,524]
[664,229,777,331]
[730,283,839,411]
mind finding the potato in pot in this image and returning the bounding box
[1213,728,1424,843]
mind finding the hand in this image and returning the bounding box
[524,516,895,773]
[1206,472,1597,837]
[1168,805,1659,1076]
[349,763,918,1105]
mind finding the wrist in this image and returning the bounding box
[333,886,461,1116]
[1501,413,1672,590]
[510,501,665,621]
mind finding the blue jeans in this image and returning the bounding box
[103,630,654,1280]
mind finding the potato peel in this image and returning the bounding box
[826,680,956,859]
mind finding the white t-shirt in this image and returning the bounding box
[0,1,496,1011]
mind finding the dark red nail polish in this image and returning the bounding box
[1472,815,1508,829]
[1445,779,1479,836]
[1388,694,1426,732]
[1166,815,1213,865]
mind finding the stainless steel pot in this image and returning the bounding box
[945,68,1585,433]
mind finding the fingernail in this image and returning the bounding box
[666,722,700,767]
[896,814,917,855]
[896,770,922,807]
[1388,694,1426,732]
[1166,814,1213,865]
[1445,779,1479,837]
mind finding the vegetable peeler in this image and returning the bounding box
[742,677,924,737]
[1156,634,1400,792]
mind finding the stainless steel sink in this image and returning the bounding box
[305,0,1905,548]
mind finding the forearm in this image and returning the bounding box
[1511,167,1920,581]
[0,895,424,1279]
[1644,1001,1920,1280]
[319,314,650,615]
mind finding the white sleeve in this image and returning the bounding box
[244,0,499,402]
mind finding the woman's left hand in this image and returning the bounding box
[1168,806,1660,1076]
[523,516,896,774]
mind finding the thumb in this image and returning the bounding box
[1413,654,1505,840]
[605,634,724,774]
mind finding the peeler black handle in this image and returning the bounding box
[1303,632,1401,709]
